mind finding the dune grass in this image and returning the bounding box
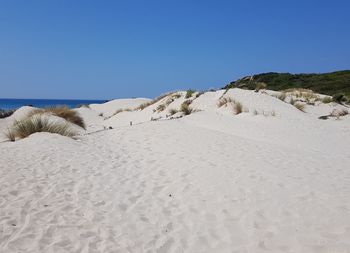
[277,92,287,102]
[294,102,305,112]
[232,101,243,114]
[135,92,176,111]
[169,108,178,115]
[255,82,267,91]
[6,116,77,141]
[322,96,333,103]
[29,106,85,129]
[180,101,193,115]
[217,97,233,107]
[185,89,195,99]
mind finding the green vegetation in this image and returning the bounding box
[224,70,350,100]
[322,96,333,103]
[185,89,195,98]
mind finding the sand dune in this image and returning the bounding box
[1,89,350,252]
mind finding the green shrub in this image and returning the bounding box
[332,93,347,103]
[185,89,195,99]
[321,96,333,103]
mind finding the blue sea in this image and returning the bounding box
[0,98,106,110]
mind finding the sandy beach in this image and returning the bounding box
[1,89,350,252]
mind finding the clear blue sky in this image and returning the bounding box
[0,0,349,99]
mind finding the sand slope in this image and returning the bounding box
[1,89,350,252]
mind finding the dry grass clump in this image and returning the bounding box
[155,93,182,113]
[217,97,233,107]
[284,88,319,101]
[255,82,267,92]
[294,102,305,112]
[180,101,193,115]
[185,89,195,99]
[29,106,85,129]
[290,97,296,105]
[156,104,166,112]
[169,108,178,115]
[6,116,77,141]
[111,108,131,116]
[232,100,243,115]
[276,92,286,102]
[321,96,333,103]
[5,128,16,142]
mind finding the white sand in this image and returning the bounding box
[1,89,350,252]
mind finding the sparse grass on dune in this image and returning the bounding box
[217,97,233,107]
[276,92,286,102]
[232,101,243,115]
[169,108,178,115]
[135,92,178,111]
[6,116,77,141]
[111,108,133,117]
[180,101,193,115]
[29,106,85,129]
[5,128,16,142]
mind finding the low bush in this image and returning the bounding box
[332,93,347,103]
[321,96,333,103]
[185,89,195,99]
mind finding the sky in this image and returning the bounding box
[0,0,349,99]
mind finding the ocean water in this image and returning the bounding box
[0,98,106,110]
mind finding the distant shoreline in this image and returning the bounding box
[0,98,107,110]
